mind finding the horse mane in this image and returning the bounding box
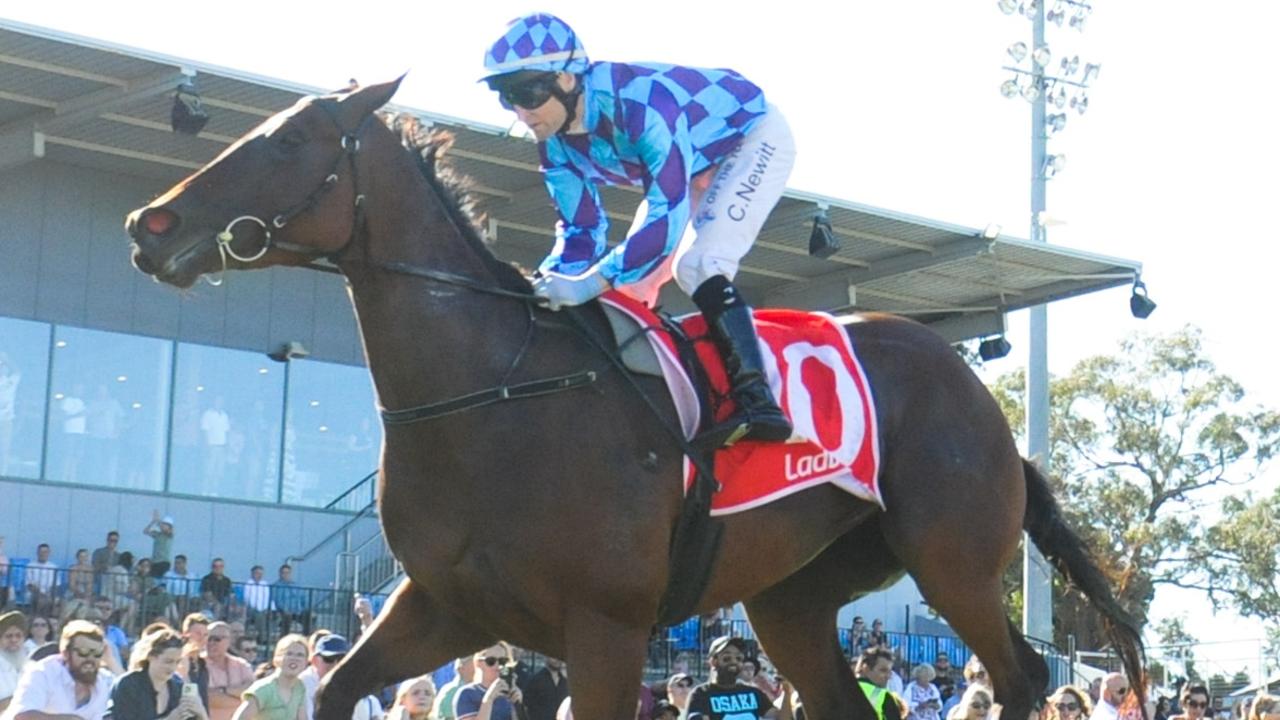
[386,113,532,291]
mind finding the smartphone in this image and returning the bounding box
[182,683,199,699]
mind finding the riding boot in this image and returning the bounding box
[692,276,793,447]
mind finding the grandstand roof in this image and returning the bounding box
[0,18,1143,342]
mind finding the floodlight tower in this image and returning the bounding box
[997,0,1100,644]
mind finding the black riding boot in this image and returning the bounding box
[693,276,793,447]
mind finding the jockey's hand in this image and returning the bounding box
[532,269,609,311]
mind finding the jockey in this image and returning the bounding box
[481,13,797,446]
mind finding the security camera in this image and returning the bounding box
[267,341,310,363]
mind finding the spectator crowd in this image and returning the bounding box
[1,526,1249,720]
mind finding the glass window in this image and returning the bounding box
[46,326,171,490]
[169,343,285,501]
[283,360,381,507]
[0,317,51,480]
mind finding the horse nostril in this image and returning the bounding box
[141,208,180,237]
[131,246,157,275]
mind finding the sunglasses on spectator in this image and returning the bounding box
[482,656,509,667]
[971,702,992,710]
[674,680,693,689]
[209,635,229,642]
[32,621,49,627]
[1186,701,1208,709]
[1112,687,1129,696]
[71,647,105,659]
[1056,702,1080,712]
[497,74,560,111]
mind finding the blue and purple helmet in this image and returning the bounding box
[482,13,589,80]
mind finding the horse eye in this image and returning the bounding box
[276,129,306,150]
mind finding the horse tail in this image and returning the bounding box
[1021,458,1146,709]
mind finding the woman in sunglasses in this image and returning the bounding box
[955,685,996,720]
[481,13,798,447]
[1169,685,1211,720]
[1046,685,1092,720]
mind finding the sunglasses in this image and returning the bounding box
[32,621,49,627]
[71,647,105,659]
[1186,701,1208,710]
[482,656,509,667]
[673,680,693,689]
[1056,703,1081,712]
[497,75,560,111]
[971,702,992,710]
[1113,688,1129,696]
[209,636,229,642]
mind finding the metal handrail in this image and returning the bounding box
[323,469,378,512]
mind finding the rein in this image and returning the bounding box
[215,101,723,621]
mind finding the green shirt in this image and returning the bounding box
[244,676,306,720]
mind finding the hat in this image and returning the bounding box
[652,700,679,720]
[315,634,351,658]
[0,610,26,634]
[481,13,589,80]
[706,635,748,658]
[667,673,693,688]
[161,515,175,526]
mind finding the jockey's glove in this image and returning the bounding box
[532,268,610,311]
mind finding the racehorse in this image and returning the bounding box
[125,79,1144,720]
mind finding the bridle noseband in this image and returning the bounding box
[205,101,372,285]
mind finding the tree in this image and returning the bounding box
[989,326,1280,650]
[1152,616,1201,683]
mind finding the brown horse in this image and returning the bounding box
[125,79,1143,720]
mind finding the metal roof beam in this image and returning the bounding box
[0,68,188,144]
[920,311,1007,344]
[0,128,43,172]
[851,236,993,283]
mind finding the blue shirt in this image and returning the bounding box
[538,61,767,285]
[454,682,515,720]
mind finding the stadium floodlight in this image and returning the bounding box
[1060,55,1081,76]
[1008,42,1029,62]
[1071,93,1090,114]
[1021,82,1042,103]
[1032,45,1053,68]
[1021,0,1040,19]
[1001,78,1021,99]
[1053,85,1068,109]
[998,0,1018,14]
[1041,153,1066,178]
[1082,63,1101,84]
[1047,6,1066,25]
[1070,10,1089,30]
[1047,113,1068,134]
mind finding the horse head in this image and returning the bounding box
[126,78,403,288]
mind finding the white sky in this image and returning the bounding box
[5,0,1277,679]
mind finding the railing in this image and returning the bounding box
[335,531,402,594]
[0,564,389,648]
[324,470,379,513]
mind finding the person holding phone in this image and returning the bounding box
[453,643,522,720]
[107,628,208,720]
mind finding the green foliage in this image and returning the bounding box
[987,326,1280,649]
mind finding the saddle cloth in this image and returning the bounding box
[599,291,883,516]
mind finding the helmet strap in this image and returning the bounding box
[552,75,584,135]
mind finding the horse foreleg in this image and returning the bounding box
[744,526,897,720]
[559,609,651,720]
[316,579,491,720]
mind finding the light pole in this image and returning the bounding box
[997,0,1100,644]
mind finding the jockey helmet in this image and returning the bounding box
[481,13,589,80]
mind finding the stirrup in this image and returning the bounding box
[693,418,752,451]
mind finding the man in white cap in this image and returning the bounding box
[143,510,176,577]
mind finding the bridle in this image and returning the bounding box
[207,98,538,305]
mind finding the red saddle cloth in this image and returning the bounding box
[599,291,882,515]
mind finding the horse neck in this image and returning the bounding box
[340,144,528,413]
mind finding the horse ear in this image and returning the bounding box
[340,75,406,119]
